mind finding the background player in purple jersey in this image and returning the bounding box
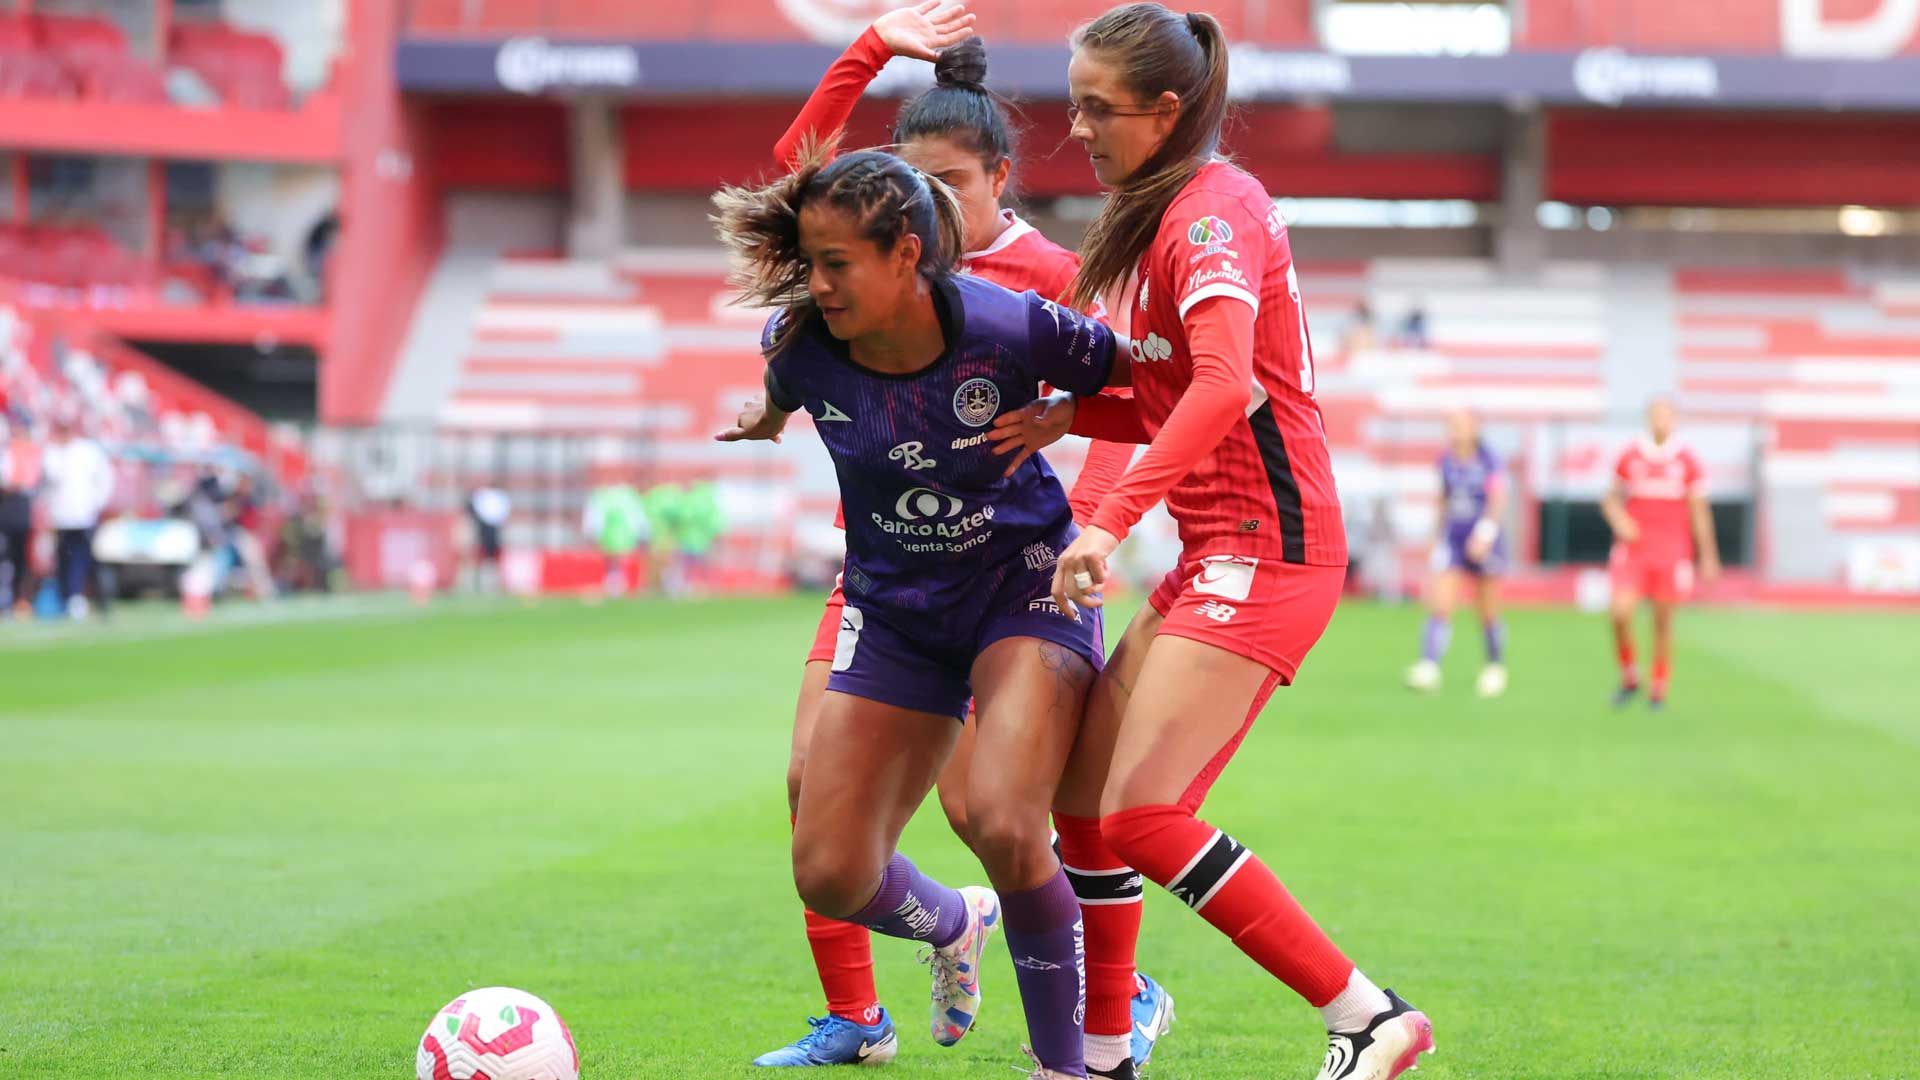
[713,146,1127,1080]
[1407,409,1509,697]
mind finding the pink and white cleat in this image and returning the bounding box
[1313,989,1434,1080]
[920,885,1000,1047]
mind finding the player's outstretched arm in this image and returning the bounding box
[715,370,796,443]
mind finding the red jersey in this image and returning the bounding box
[1613,438,1705,562]
[777,33,1127,529]
[1083,161,1345,567]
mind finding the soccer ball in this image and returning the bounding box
[416,986,579,1080]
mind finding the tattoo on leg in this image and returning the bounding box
[1038,641,1094,719]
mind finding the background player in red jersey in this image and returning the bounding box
[1601,397,1721,709]
[986,7,1434,1079]
[755,6,1163,1071]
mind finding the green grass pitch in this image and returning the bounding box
[2,593,1916,1078]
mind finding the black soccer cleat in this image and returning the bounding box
[1313,989,1435,1080]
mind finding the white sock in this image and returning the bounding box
[1320,969,1392,1033]
[1085,1032,1130,1072]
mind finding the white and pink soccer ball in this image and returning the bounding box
[417,986,579,1080]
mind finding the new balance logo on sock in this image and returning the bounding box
[1167,829,1252,912]
[1014,955,1063,971]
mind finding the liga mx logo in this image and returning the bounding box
[953,377,1001,428]
[1188,216,1234,245]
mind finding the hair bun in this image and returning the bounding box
[933,35,988,91]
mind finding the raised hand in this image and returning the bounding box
[873,0,976,62]
[714,396,787,443]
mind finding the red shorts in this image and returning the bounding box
[806,577,847,665]
[1609,545,1694,604]
[1147,554,1344,684]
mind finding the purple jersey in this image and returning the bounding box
[764,274,1115,649]
[1440,444,1501,531]
[1436,443,1506,575]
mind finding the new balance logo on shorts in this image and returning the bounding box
[1195,599,1238,623]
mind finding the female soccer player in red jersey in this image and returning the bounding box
[753,7,1163,1073]
[996,6,1435,1079]
[1602,397,1720,709]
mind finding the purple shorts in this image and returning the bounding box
[1436,524,1508,577]
[826,556,1105,720]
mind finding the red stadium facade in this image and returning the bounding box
[2,1,1914,599]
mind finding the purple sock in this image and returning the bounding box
[1421,615,1452,662]
[1484,617,1506,664]
[1000,868,1087,1077]
[851,853,968,947]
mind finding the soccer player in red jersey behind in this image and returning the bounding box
[755,6,1163,1072]
[1601,397,1721,709]
[995,6,1434,1079]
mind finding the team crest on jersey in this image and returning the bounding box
[953,378,1001,427]
[1188,216,1234,245]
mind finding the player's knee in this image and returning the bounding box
[965,802,1050,882]
[791,845,879,920]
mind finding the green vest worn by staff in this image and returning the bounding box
[587,484,645,556]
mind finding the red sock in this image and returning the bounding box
[1054,813,1142,1037]
[1615,631,1639,686]
[1651,655,1670,699]
[792,814,878,1023]
[1103,804,1353,1006]
[802,908,880,1023]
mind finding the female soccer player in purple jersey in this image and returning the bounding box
[713,146,1127,1080]
[1405,408,1509,698]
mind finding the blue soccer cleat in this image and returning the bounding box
[751,1010,898,1067]
[1129,973,1176,1067]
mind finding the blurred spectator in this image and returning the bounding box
[584,481,645,597]
[304,211,338,301]
[1343,301,1377,355]
[274,490,332,593]
[669,480,724,597]
[465,484,510,593]
[42,415,114,618]
[1397,303,1431,349]
[0,418,39,615]
[225,472,276,598]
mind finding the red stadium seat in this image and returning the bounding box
[168,21,293,110]
[30,14,169,105]
[0,15,78,98]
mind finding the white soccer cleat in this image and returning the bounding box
[1404,659,1441,693]
[921,885,999,1047]
[1475,663,1508,698]
[1314,989,1434,1080]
